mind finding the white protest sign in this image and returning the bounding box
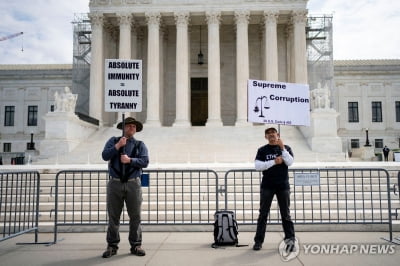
[247,79,310,126]
[104,59,142,112]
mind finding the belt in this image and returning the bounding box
[111,176,139,181]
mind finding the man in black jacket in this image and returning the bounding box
[383,146,390,161]
[101,117,149,258]
[253,127,296,252]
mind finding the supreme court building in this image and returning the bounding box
[88,0,309,127]
[1,0,399,163]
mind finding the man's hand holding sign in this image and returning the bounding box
[249,79,309,257]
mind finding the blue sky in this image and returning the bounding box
[0,0,399,64]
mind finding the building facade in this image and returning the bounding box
[334,60,400,156]
[87,0,309,127]
[0,65,72,163]
[1,60,399,162]
[1,0,399,163]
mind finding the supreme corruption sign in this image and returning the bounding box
[247,79,310,126]
[104,59,142,112]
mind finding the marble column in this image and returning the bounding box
[292,10,308,84]
[285,24,294,82]
[206,11,223,127]
[130,23,139,118]
[263,11,279,81]
[117,13,132,123]
[131,24,138,59]
[159,25,166,125]
[118,13,132,59]
[173,11,191,127]
[145,12,162,126]
[88,13,104,124]
[234,10,250,126]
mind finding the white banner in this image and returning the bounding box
[104,59,142,112]
[247,79,310,126]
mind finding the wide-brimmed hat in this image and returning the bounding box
[116,117,143,132]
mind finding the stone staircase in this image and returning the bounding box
[34,125,345,165]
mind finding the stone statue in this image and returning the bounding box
[54,86,78,113]
[311,83,331,110]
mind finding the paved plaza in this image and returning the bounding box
[1,231,399,266]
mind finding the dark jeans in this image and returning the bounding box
[254,187,295,244]
[106,178,143,248]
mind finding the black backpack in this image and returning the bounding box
[212,210,242,248]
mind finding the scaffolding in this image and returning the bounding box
[72,13,91,115]
[306,15,334,108]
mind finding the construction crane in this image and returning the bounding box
[0,32,24,51]
[0,32,23,41]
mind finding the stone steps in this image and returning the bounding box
[35,125,344,165]
[2,192,395,225]
[1,197,391,213]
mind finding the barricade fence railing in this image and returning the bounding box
[225,169,390,224]
[224,168,392,224]
[387,169,400,244]
[0,171,44,243]
[52,169,219,243]
[224,168,397,243]
[1,168,398,244]
[387,170,400,209]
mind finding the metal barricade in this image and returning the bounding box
[52,169,218,243]
[387,170,400,220]
[0,171,48,244]
[141,169,219,225]
[387,170,400,243]
[50,167,398,244]
[224,168,396,243]
[52,170,109,244]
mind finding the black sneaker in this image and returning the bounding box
[131,246,146,256]
[284,239,296,253]
[102,246,117,258]
[253,242,262,251]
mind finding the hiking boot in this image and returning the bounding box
[253,242,262,251]
[131,246,146,256]
[102,246,118,258]
[284,238,296,253]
